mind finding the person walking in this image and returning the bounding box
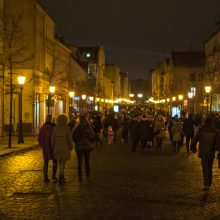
[172,117,183,152]
[154,116,165,151]
[190,116,219,191]
[72,115,95,182]
[183,114,196,153]
[121,113,129,144]
[129,114,140,152]
[38,114,57,183]
[93,113,103,146]
[140,114,150,151]
[51,114,73,184]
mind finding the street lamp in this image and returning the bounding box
[172,96,176,102]
[178,94,183,115]
[48,86,55,115]
[82,94,86,100]
[17,75,26,144]
[188,92,193,114]
[69,91,75,118]
[205,86,211,114]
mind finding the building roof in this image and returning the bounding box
[171,51,205,67]
[204,23,220,43]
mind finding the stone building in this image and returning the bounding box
[205,24,220,112]
[151,52,205,114]
[0,0,87,136]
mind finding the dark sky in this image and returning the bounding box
[38,0,220,79]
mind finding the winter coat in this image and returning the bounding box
[183,117,195,137]
[51,114,74,161]
[38,121,55,160]
[140,119,150,141]
[191,124,219,158]
[172,121,183,142]
[154,119,164,138]
[72,124,95,151]
[129,120,140,139]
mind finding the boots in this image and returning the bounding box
[43,161,49,183]
[52,160,57,181]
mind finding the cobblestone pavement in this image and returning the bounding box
[0,139,220,220]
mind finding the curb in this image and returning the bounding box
[0,144,40,158]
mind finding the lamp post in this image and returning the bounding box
[48,86,55,115]
[69,91,75,118]
[188,92,193,114]
[81,94,87,112]
[205,86,211,114]
[17,75,26,144]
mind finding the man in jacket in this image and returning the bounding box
[183,114,196,153]
[190,116,219,191]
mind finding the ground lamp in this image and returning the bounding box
[17,75,26,144]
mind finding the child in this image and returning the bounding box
[108,126,115,144]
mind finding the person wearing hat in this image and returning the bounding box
[190,116,220,191]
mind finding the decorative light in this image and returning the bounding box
[129,94,134,98]
[137,93,143,98]
[166,98,170,102]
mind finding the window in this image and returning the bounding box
[88,64,97,79]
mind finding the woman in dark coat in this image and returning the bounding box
[121,113,129,144]
[93,114,103,146]
[72,115,95,182]
[191,117,219,191]
[38,114,57,182]
[140,114,150,150]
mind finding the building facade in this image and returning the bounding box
[152,52,205,114]
[0,0,87,136]
[205,25,220,112]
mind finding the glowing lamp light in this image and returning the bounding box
[69,91,75,97]
[17,75,26,85]
[178,95,183,101]
[167,98,170,102]
[137,93,143,98]
[205,86,211,94]
[82,94,87,100]
[188,92,193,99]
[49,86,55,93]
[172,96,176,101]
[129,94,134,98]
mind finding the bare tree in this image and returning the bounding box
[0,6,32,148]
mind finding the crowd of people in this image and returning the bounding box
[38,107,220,191]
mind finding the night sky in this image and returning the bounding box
[38,0,220,79]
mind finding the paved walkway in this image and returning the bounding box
[0,136,220,219]
[0,135,39,156]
